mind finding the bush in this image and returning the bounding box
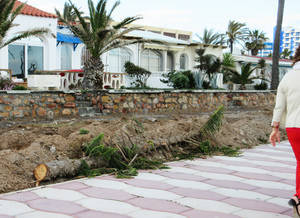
[0,77,14,90]
[124,62,151,88]
[254,82,268,90]
[12,85,27,90]
[79,128,89,135]
[161,70,196,89]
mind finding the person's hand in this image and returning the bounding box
[269,129,280,147]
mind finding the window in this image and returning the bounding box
[296,42,300,47]
[61,43,72,70]
[167,52,174,71]
[178,34,190,41]
[27,46,43,74]
[285,43,289,47]
[141,49,162,72]
[109,48,132,73]
[8,45,25,78]
[297,32,300,36]
[286,33,290,37]
[296,37,300,41]
[180,54,188,70]
[163,32,176,38]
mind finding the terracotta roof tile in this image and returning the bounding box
[14,1,57,19]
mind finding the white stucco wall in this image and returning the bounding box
[0,15,57,75]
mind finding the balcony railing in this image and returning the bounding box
[29,70,125,90]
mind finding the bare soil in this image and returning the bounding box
[0,107,286,193]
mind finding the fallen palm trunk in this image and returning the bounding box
[34,157,106,185]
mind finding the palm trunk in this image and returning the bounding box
[271,0,285,90]
[230,40,234,54]
[82,56,104,90]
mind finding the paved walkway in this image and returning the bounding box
[0,141,296,218]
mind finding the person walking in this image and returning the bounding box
[270,44,300,216]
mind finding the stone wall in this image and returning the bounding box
[0,90,276,120]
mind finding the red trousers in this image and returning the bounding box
[286,128,300,197]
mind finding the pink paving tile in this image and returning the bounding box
[96,175,130,182]
[260,165,295,173]
[246,149,294,158]
[281,208,293,216]
[280,179,295,186]
[75,210,130,218]
[254,188,293,199]
[169,187,227,200]
[241,156,295,166]
[181,209,242,218]
[27,198,86,214]
[79,187,136,201]
[214,160,259,168]
[124,179,175,190]
[222,197,289,213]
[203,179,258,191]
[155,171,207,182]
[187,164,236,174]
[167,161,189,167]
[0,191,40,202]
[127,197,190,213]
[53,181,89,190]
[0,215,13,218]
[232,171,283,182]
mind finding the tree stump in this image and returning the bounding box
[33,157,106,184]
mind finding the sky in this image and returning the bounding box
[25,0,300,41]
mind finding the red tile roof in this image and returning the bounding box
[14,1,57,19]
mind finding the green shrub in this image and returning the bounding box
[254,82,268,90]
[0,77,14,90]
[12,85,27,90]
[124,62,151,88]
[161,70,196,89]
[79,128,89,135]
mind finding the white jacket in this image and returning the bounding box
[272,62,300,127]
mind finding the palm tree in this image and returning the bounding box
[0,0,51,49]
[221,53,236,83]
[245,29,268,56]
[226,20,248,54]
[59,2,77,23]
[230,62,261,90]
[195,49,222,86]
[197,28,224,45]
[257,58,266,79]
[280,48,292,59]
[271,0,285,90]
[56,0,142,89]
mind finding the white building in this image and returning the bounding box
[232,54,293,89]
[0,1,225,90]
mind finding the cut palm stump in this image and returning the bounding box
[33,164,48,186]
[33,158,106,183]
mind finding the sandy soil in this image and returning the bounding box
[0,107,286,193]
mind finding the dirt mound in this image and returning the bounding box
[0,109,284,193]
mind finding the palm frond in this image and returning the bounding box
[1,28,51,49]
[200,105,225,138]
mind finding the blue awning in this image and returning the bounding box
[57,32,82,44]
[57,33,82,51]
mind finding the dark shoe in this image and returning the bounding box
[292,196,300,217]
[289,198,297,206]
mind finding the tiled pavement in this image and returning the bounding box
[0,141,296,218]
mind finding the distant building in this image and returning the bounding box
[262,26,300,58]
[280,26,300,56]
[258,42,273,57]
